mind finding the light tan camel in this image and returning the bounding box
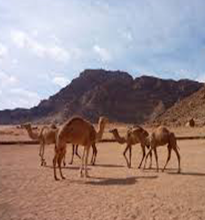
[109,126,152,168]
[143,126,181,173]
[53,116,108,181]
[22,123,59,166]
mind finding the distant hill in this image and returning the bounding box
[153,85,205,126]
[0,69,203,125]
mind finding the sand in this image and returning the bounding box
[0,126,205,220]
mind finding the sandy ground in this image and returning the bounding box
[0,126,205,220]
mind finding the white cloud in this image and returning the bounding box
[121,31,133,42]
[0,88,41,109]
[11,30,70,62]
[93,45,111,62]
[12,58,18,65]
[0,71,41,109]
[175,69,194,79]
[0,43,8,60]
[196,74,205,82]
[52,76,70,87]
[0,71,18,88]
[10,88,40,99]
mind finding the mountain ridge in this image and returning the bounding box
[0,69,203,125]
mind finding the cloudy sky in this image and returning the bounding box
[0,0,205,110]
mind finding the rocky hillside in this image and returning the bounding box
[153,85,205,126]
[0,69,203,124]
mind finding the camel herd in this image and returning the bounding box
[22,116,181,181]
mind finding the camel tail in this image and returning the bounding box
[170,132,180,151]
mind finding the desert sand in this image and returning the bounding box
[0,126,205,220]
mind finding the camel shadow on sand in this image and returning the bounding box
[85,175,158,186]
[44,165,85,170]
[94,163,124,168]
[143,167,205,176]
[167,171,205,177]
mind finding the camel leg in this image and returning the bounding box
[123,144,131,168]
[40,140,46,166]
[53,152,59,181]
[63,153,66,167]
[173,146,181,173]
[153,148,159,172]
[75,145,81,159]
[42,141,47,166]
[80,147,86,178]
[91,143,97,165]
[69,144,75,164]
[90,144,95,165]
[90,146,94,165]
[58,149,66,180]
[93,145,98,165]
[143,148,152,169]
[129,145,132,168]
[39,141,42,157]
[39,141,43,165]
[162,145,172,172]
[149,150,153,169]
[138,144,146,169]
[84,146,91,178]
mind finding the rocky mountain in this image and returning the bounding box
[0,69,203,125]
[153,85,205,126]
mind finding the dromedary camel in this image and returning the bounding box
[22,123,97,166]
[22,123,59,166]
[143,126,181,173]
[109,125,152,168]
[53,116,108,180]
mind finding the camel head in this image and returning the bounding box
[109,128,118,135]
[21,123,32,130]
[98,116,109,126]
[51,123,57,129]
[109,128,126,144]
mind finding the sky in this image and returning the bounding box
[0,0,205,110]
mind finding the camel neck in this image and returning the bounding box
[96,122,106,141]
[112,130,126,144]
[25,127,39,140]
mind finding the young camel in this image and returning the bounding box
[53,116,108,181]
[143,126,181,173]
[109,126,152,169]
[22,123,59,166]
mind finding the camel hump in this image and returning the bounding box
[130,125,148,136]
[64,116,87,128]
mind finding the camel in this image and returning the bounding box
[109,125,152,169]
[143,126,181,173]
[22,123,59,166]
[22,123,97,167]
[53,116,108,181]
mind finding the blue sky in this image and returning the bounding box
[0,0,205,110]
